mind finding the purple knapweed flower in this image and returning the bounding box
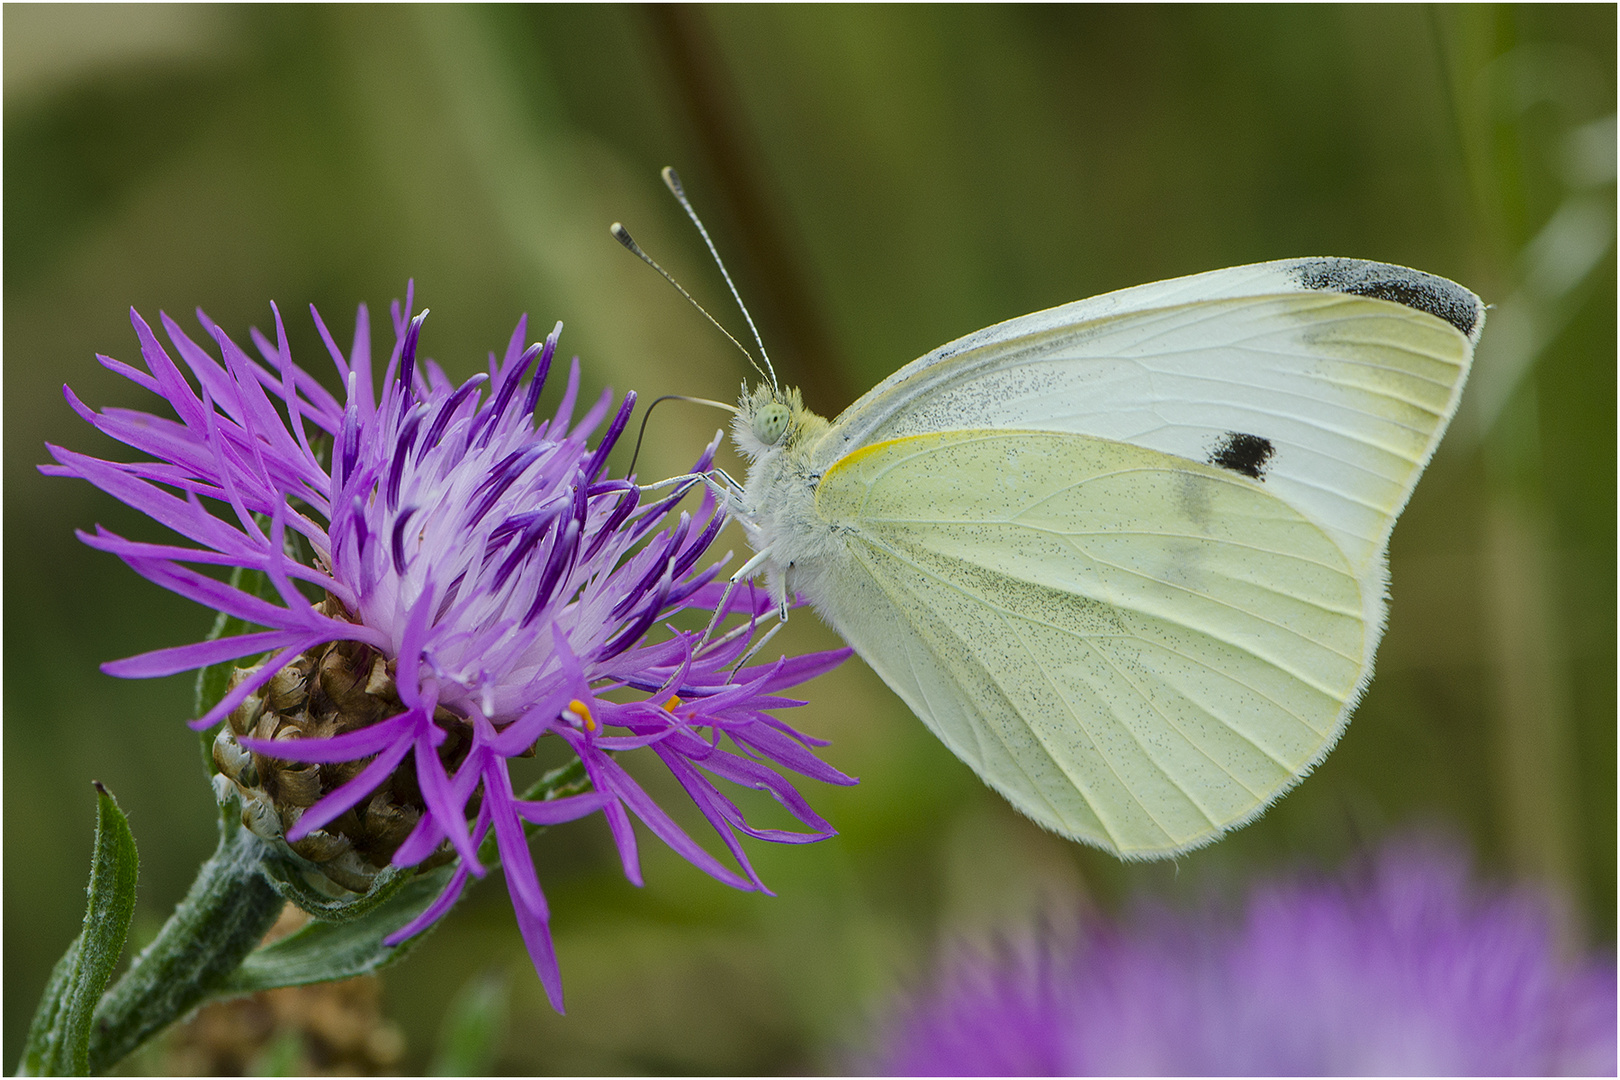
[867,835,1616,1075]
[43,288,853,1010]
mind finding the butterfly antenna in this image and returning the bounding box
[610,221,774,388]
[660,166,779,393]
[625,393,737,476]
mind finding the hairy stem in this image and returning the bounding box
[86,826,283,1073]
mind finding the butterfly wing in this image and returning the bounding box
[812,430,1367,856]
[792,258,1479,855]
[811,258,1482,578]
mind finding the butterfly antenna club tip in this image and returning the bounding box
[610,221,645,256]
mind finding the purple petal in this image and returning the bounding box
[737,647,855,692]
[75,526,323,587]
[593,751,751,890]
[559,736,641,886]
[103,630,319,679]
[389,806,446,870]
[512,882,566,1014]
[731,723,859,786]
[512,790,611,826]
[240,711,416,763]
[388,806,490,939]
[93,351,160,394]
[47,446,271,559]
[570,384,617,443]
[650,749,778,890]
[185,640,325,731]
[489,770,547,920]
[677,744,836,834]
[680,579,777,618]
[114,557,331,634]
[416,727,480,872]
[489,687,573,757]
[384,863,471,947]
[550,357,581,430]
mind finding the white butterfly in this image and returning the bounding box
[721,257,1482,860]
[618,181,1481,860]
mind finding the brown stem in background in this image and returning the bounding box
[641,3,853,416]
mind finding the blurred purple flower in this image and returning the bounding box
[868,836,1615,1075]
[43,289,852,1010]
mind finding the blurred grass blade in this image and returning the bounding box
[430,973,510,1076]
[20,783,140,1076]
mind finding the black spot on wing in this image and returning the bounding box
[1208,432,1275,480]
[1290,257,1482,340]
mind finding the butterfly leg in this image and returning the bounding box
[642,470,786,646]
[707,467,746,499]
[702,546,775,643]
[637,468,746,505]
[730,617,785,674]
[637,472,706,496]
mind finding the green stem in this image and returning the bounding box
[85,826,284,1074]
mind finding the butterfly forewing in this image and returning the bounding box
[814,430,1368,856]
[813,271,1478,578]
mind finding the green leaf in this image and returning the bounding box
[20,783,140,1076]
[217,862,458,994]
[430,973,510,1076]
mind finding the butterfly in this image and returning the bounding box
[618,178,1482,860]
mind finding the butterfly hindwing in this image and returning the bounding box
[811,429,1368,856]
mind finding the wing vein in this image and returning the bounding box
[850,530,1339,757]
[843,541,1094,835]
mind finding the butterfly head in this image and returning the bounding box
[734,382,822,461]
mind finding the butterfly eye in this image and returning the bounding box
[753,402,793,446]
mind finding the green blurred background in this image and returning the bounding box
[6,4,1614,1073]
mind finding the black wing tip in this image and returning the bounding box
[1288,257,1484,343]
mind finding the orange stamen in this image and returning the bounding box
[567,698,596,732]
